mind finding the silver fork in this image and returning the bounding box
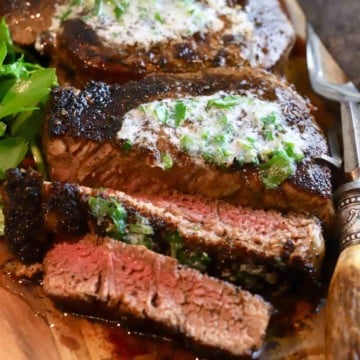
[307,24,360,103]
[307,24,360,176]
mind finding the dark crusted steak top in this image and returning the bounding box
[31,0,294,83]
[46,67,332,198]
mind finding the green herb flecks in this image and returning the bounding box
[180,134,193,150]
[207,95,243,110]
[160,152,173,170]
[154,104,169,124]
[88,196,154,248]
[0,18,57,179]
[174,101,186,127]
[88,196,128,239]
[164,231,210,273]
[62,0,130,21]
[261,142,304,189]
[122,139,132,152]
[154,12,165,24]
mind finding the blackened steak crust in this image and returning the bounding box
[3,169,324,292]
[43,235,272,359]
[44,68,334,225]
[1,0,294,85]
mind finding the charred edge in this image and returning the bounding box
[4,169,321,291]
[3,169,89,263]
[46,69,304,145]
[3,168,45,263]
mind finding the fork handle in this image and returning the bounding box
[325,181,360,359]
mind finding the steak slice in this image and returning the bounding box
[44,68,334,225]
[3,168,325,292]
[1,0,294,85]
[43,235,272,358]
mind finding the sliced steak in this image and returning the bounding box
[43,235,272,358]
[3,168,325,292]
[1,0,294,85]
[44,68,334,225]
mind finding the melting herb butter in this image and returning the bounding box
[51,0,253,51]
[88,196,154,248]
[117,91,306,187]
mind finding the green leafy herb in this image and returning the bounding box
[165,231,183,258]
[164,231,210,272]
[0,137,28,179]
[122,139,132,152]
[0,18,57,179]
[0,68,56,118]
[154,104,169,124]
[183,251,210,273]
[160,153,173,170]
[212,134,225,145]
[174,101,186,127]
[0,122,6,137]
[260,148,297,189]
[207,95,243,109]
[88,196,128,239]
[113,0,130,20]
[128,223,154,235]
[154,12,165,24]
[261,113,277,126]
[264,130,274,141]
[283,142,304,161]
[180,134,193,150]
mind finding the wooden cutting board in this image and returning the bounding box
[0,1,339,359]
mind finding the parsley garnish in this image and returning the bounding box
[0,18,57,179]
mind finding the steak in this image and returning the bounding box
[3,168,325,292]
[1,0,295,85]
[43,235,272,358]
[0,0,57,47]
[44,68,334,225]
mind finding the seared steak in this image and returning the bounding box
[3,168,325,291]
[44,68,334,225]
[0,0,57,47]
[43,235,272,358]
[1,0,295,85]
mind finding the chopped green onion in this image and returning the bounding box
[180,134,193,150]
[207,95,243,109]
[154,104,169,124]
[260,148,297,189]
[122,139,132,152]
[174,101,186,127]
[160,153,173,170]
[154,12,165,24]
[128,223,154,235]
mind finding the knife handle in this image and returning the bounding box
[325,181,360,359]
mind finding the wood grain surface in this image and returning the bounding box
[298,0,360,88]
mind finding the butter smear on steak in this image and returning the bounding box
[117,91,306,188]
[51,0,253,51]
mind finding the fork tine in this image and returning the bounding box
[306,24,360,102]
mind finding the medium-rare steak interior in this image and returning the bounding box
[3,168,325,292]
[44,68,334,225]
[1,0,295,85]
[43,235,272,358]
